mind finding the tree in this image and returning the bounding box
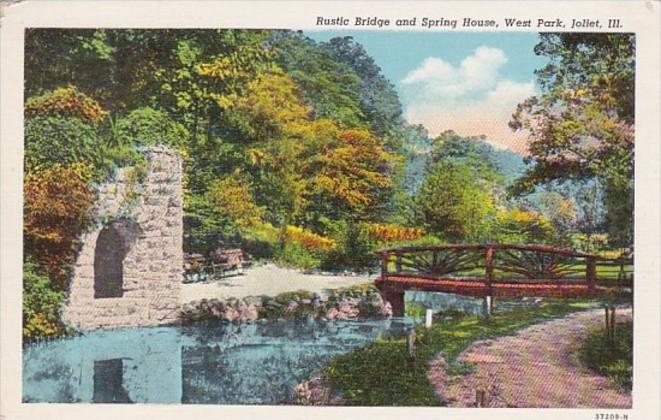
[414,161,496,242]
[536,191,577,245]
[270,31,365,127]
[321,36,403,138]
[112,106,189,151]
[206,174,264,229]
[510,34,634,248]
[24,87,111,177]
[311,127,395,221]
[23,164,95,289]
[430,130,502,184]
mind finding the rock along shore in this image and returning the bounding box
[179,284,392,324]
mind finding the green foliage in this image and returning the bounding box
[579,321,633,389]
[320,36,403,138]
[325,340,438,406]
[25,116,104,175]
[510,34,634,248]
[324,299,593,406]
[317,220,376,272]
[271,31,365,128]
[274,242,322,271]
[206,174,263,229]
[415,161,497,242]
[430,131,502,184]
[405,302,427,318]
[23,262,68,342]
[112,107,189,151]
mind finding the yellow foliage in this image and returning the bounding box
[314,128,394,213]
[283,225,336,250]
[23,313,60,340]
[363,223,425,243]
[230,68,311,142]
[207,175,263,228]
[249,222,336,250]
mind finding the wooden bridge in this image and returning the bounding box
[375,244,627,316]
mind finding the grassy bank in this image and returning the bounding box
[580,320,633,390]
[323,299,597,406]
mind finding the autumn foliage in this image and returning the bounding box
[24,164,94,289]
[315,128,393,214]
[25,86,108,124]
[283,225,336,250]
[363,223,425,243]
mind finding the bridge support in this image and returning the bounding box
[379,287,405,317]
[482,295,493,317]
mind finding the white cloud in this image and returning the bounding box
[401,47,535,154]
[402,46,507,99]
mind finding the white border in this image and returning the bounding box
[1,1,660,420]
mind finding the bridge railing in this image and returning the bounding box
[377,244,604,292]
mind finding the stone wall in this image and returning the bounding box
[62,147,183,330]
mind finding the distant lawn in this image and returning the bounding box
[323,299,597,406]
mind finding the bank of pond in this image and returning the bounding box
[23,291,620,405]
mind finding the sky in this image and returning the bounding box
[306,31,548,154]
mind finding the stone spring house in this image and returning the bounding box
[62,147,184,330]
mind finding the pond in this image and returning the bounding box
[23,291,540,404]
[23,317,415,404]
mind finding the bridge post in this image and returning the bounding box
[395,252,402,273]
[586,256,597,295]
[381,252,389,278]
[380,287,405,317]
[484,246,495,315]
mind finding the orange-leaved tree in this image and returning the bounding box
[24,163,95,289]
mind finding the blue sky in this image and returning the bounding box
[306,31,548,153]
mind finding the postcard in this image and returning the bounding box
[1,1,660,419]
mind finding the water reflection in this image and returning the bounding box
[23,318,413,404]
[93,359,133,403]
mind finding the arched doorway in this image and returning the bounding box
[94,219,142,299]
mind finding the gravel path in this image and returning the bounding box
[429,308,632,408]
[181,263,373,303]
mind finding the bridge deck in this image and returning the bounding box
[376,275,602,299]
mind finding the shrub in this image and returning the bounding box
[579,321,633,389]
[23,262,68,342]
[414,161,497,242]
[25,86,108,124]
[23,164,95,289]
[112,107,189,152]
[284,225,336,250]
[493,208,555,244]
[320,221,376,272]
[275,242,322,271]
[363,222,425,243]
[25,116,104,175]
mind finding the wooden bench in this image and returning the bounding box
[208,248,251,278]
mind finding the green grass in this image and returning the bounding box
[323,299,596,406]
[579,321,633,390]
